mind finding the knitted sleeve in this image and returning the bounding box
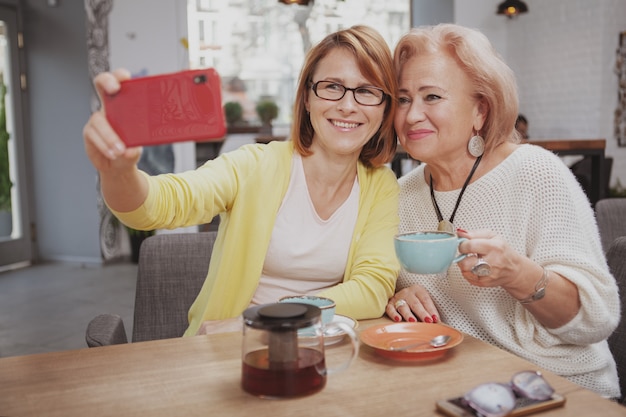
[111,143,270,230]
[510,147,619,344]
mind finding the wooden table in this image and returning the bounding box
[1,318,624,417]
[529,139,607,205]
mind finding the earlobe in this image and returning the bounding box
[473,99,489,131]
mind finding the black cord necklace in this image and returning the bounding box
[429,155,483,233]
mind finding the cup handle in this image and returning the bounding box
[453,237,468,263]
[325,322,359,375]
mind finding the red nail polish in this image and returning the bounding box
[456,228,467,233]
[423,316,432,323]
[432,315,438,323]
[408,317,417,322]
[394,315,401,322]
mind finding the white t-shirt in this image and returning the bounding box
[251,153,359,305]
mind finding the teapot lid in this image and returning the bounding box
[243,302,321,331]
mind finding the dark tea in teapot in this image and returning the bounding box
[242,347,325,397]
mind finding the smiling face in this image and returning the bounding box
[305,48,386,160]
[394,52,486,166]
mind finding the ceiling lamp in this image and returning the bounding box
[278,0,313,5]
[496,0,528,18]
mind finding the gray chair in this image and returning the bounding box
[85,231,217,347]
[595,198,626,253]
[570,156,613,206]
[606,236,626,405]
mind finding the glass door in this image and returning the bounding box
[0,4,33,267]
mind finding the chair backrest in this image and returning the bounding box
[606,236,626,405]
[132,231,217,342]
[595,198,626,253]
[570,156,613,205]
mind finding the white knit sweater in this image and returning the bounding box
[397,144,620,398]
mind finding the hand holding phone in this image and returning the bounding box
[102,69,226,147]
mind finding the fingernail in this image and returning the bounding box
[115,143,126,153]
[408,317,416,322]
[456,228,467,233]
[394,315,401,322]
[432,315,439,323]
[423,316,432,323]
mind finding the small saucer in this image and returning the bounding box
[298,314,358,346]
[360,322,463,361]
[323,314,358,346]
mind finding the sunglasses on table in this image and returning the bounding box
[437,370,564,417]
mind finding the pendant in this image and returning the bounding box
[438,220,455,233]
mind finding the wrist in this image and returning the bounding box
[517,266,550,304]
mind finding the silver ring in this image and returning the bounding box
[471,258,492,277]
[394,299,407,309]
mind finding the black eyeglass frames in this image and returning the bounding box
[310,80,386,106]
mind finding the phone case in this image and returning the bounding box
[436,394,566,417]
[103,69,226,147]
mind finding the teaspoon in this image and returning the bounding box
[390,334,451,352]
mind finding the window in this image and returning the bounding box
[187,0,409,127]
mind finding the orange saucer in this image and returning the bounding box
[360,322,463,361]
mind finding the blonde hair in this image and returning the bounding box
[291,25,398,167]
[394,24,520,151]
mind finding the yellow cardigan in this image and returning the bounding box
[111,141,400,336]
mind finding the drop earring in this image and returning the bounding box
[468,132,485,158]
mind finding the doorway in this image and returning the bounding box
[0,3,34,268]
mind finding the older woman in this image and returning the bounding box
[84,25,400,337]
[387,24,620,398]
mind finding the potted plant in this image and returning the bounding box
[609,178,626,198]
[224,101,244,127]
[0,76,12,236]
[255,99,279,135]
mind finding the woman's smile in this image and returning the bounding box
[406,128,433,140]
[330,119,362,130]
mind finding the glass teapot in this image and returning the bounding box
[241,302,358,399]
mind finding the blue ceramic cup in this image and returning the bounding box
[279,295,336,325]
[394,231,467,274]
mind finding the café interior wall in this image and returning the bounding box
[506,0,626,189]
[456,0,626,189]
[22,1,101,263]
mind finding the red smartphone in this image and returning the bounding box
[102,69,226,147]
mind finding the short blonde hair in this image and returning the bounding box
[292,25,398,168]
[394,24,520,151]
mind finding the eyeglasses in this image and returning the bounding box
[462,371,555,417]
[310,80,387,106]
